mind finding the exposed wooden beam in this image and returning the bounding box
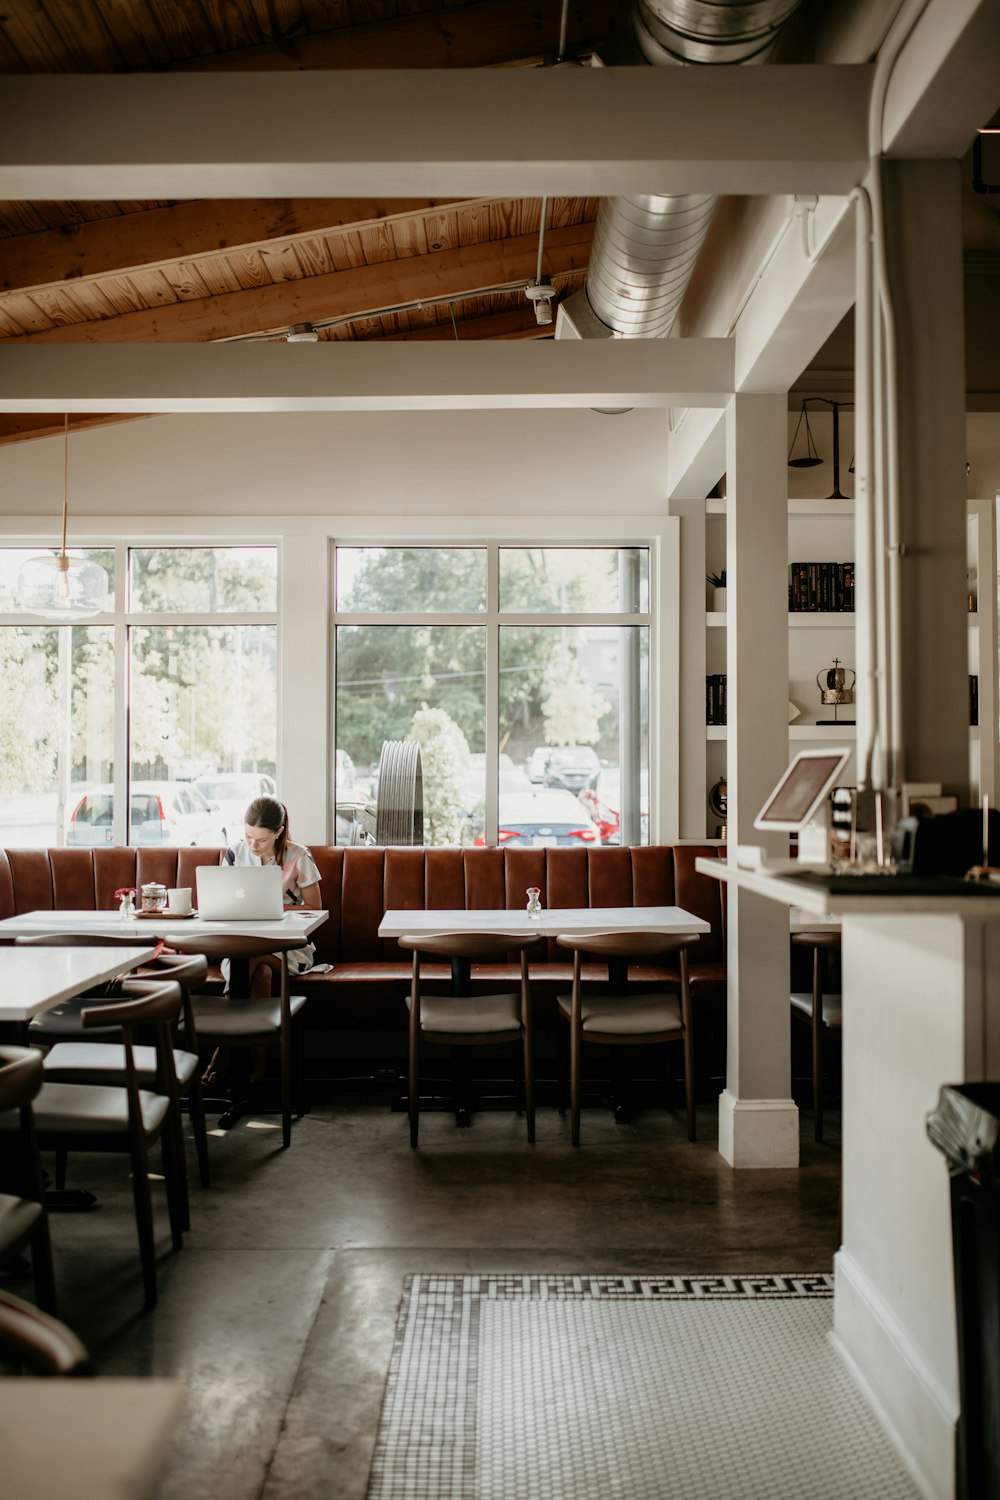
[0,339,736,412]
[0,222,595,344]
[0,67,873,199]
[172,1,631,72]
[0,197,483,297]
[0,413,145,446]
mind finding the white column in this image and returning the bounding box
[719,393,799,1167]
[279,532,329,846]
[833,912,1000,1500]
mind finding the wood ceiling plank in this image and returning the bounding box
[285,238,335,278]
[260,242,308,283]
[0,413,146,445]
[41,0,124,70]
[126,266,187,308]
[197,0,269,52]
[328,230,371,272]
[175,0,630,70]
[86,0,176,70]
[1,292,58,335]
[0,3,76,71]
[247,0,303,41]
[457,202,496,247]
[154,260,213,302]
[145,0,209,60]
[0,196,480,295]
[225,248,274,289]
[0,220,594,343]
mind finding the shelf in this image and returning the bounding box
[706,612,855,628]
[708,724,982,742]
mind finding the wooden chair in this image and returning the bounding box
[396,931,545,1148]
[555,931,698,1147]
[791,931,843,1143]
[19,936,212,1188]
[0,1047,56,1315]
[165,933,309,1149]
[0,1289,92,1376]
[0,981,188,1310]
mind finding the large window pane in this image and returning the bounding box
[129,547,277,613]
[499,624,649,845]
[336,547,486,613]
[0,625,113,848]
[336,623,485,846]
[0,548,116,613]
[129,624,276,847]
[499,548,649,613]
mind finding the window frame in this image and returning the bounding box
[331,524,677,847]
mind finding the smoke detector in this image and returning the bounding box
[525,280,558,326]
[286,322,320,343]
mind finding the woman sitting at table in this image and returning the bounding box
[223,795,322,996]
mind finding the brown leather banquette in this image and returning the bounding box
[0,844,727,1061]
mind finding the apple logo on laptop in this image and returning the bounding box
[234,886,246,901]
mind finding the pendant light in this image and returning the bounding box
[16,417,109,619]
[787,400,822,469]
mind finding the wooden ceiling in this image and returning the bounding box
[0,0,637,444]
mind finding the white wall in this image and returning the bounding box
[0,408,672,520]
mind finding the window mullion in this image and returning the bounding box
[486,542,500,847]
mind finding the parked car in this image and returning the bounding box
[66,781,226,848]
[580,769,649,845]
[526,746,555,783]
[543,745,602,794]
[473,788,601,848]
[192,772,277,844]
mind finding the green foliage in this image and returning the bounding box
[408,705,470,846]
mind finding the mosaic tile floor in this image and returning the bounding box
[366,1273,923,1500]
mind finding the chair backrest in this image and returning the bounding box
[396,931,545,963]
[0,1045,44,1112]
[83,979,184,1101]
[555,931,697,961]
[0,1290,92,1376]
[167,932,302,963]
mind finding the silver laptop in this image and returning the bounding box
[196,865,284,922]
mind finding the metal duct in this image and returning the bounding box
[557,0,803,341]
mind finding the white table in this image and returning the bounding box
[0,1377,183,1499]
[0,945,157,1024]
[0,908,327,944]
[379,904,710,940]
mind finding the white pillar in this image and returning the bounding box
[279,532,329,845]
[719,392,799,1167]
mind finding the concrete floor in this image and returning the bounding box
[19,1089,842,1500]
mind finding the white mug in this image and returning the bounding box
[167,887,192,916]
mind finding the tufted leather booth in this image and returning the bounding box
[0,844,727,1064]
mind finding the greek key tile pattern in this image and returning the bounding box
[366,1273,921,1500]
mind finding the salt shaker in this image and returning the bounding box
[526,886,542,918]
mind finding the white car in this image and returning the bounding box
[66,781,226,848]
[192,773,278,845]
[473,788,602,848]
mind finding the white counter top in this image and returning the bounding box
[695,856,1000,918]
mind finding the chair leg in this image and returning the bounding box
[556,1019,568,1117]
[682,1029,696,1143]
[812,949,825,1144]
[281,1033,292,1150]
[570,1019,582,1148]
[187,1076,212,1189]
[409,1032,420,1149]
[129,1140,158,1310]
[30,1215,57,1315]
[523,1031,535,1145]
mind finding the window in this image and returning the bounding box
[0,544,277,848]
[334,544,651,848]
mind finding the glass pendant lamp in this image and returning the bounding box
[16,416,109,618]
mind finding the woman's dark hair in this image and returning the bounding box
[244,796,288,863]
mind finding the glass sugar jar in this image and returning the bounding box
[140,882,168,914]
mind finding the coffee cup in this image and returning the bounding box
[167,887,192,916]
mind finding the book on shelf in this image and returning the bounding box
[706,673,727,726]
[787,561,855,613]
[970,674,979,727]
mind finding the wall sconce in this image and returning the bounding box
[788,397,855,500]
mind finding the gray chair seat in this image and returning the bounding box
[556,990,683,1036]
[191,992,307,1039]
[406,991,521,1035]
[42,1043,200,1090]
[29,997,128,1041]
[0,1082,170,1138]
[790,991,843,1028]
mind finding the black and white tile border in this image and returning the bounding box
[408,1271,834,1301]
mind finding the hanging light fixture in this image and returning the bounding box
[787,400,823,469]
[16,417,109,619]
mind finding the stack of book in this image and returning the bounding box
[788,561,855,612]
[706,674,727,726]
